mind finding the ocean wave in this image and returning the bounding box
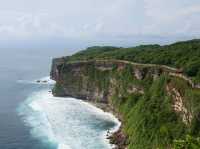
[17,76,55,85]
[17,89,120,149]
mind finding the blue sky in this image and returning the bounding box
[1,0,200,49]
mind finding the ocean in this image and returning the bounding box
[0,49,120,149]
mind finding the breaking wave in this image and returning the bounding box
[17,76,55,85]
[17,89,120,149]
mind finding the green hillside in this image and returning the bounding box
[67,39,200,83]
[52,39,200,149]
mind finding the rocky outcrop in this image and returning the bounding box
[108,128,128,149]
[166,84,192,125]
[51,57,66,81]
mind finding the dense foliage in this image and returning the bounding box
[96,66,200,149]
[53,39,200,149]
[110,68,186,149]
[173,135,200,149]
[67,39,200,82]
[82,64,200,149]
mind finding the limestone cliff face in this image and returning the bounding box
[50,59,166,102]
[166,84,192,125]
[51,57,65,81]
[50,58,193,102]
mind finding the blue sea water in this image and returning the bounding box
[0,49,120,149]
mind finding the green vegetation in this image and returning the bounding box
[67,39,200,83]
[85,63,111,92]
[112,75,186,149]
[52,82,65,96]
[80,63,200,149]
[53,39,200,149]
[173,135,200,149]
[63,62,200,149]
[100,68,200,149]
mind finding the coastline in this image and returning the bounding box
[20,86,123,149]
[51,93,126,149]
[84,100,127,149]
[40,77,125,149]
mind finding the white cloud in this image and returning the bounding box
[143,0,200,36]
[0,0,200,41]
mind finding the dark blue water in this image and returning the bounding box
[0,49,119,149]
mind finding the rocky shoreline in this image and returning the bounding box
[84,101,128,149]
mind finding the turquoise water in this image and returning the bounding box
[0,49,120,149]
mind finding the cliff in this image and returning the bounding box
[51,59,199,100]
[51,58,200,149]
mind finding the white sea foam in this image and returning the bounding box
[18,89,120,149]
[17,76,55,85]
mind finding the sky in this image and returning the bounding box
[1,0,200,50]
